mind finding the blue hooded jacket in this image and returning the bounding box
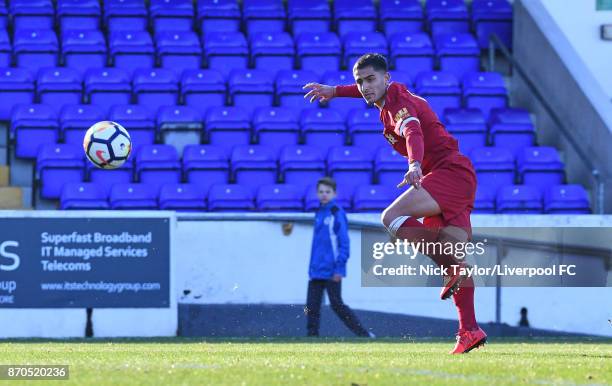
[309,199,350,279]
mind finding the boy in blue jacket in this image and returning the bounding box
[306,177,373,337]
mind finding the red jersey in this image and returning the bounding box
[336,82,461,174]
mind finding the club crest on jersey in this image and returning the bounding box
[394,108,410,122]
[384,133,398,145]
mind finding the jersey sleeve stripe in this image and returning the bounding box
[395,116,421,137]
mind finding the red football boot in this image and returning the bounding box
[440,261,470,300]
[449,327,487,354]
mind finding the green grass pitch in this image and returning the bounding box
[1,337,610,385]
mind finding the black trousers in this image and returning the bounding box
[305,279,369,337]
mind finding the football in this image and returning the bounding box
[83,121,132,169]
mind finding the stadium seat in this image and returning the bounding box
[0,29,11,67]
[198,0,241,34]
[462,72,508,119]
[60,104,106,146]
[470,147,515,194]
[473,184,496,214]
[390,71,413,89]
[334,0,377,37]
[288,0,331,36]
[496,185,543,214]
[517,147,565,192]
[374,147,407,187]
[109,183,158,210]
[380,0,424,36]
[57,0,101,32]
[183,144,230,194]
[205,106,252,153]
[304,183,351,211]
[109,31,155,77]
[488,108,537,156]
[157,106,204,156]
[231,145,278,194]
[60,182,109,210]
[472,0,513,49]
[435,33,481,80]
[228,69,274,116]
[253,107,300,153]
[133,68,180,115]
[243,0,286,35]
[327,146,373,197]
[11,104,59,159]
[426,0,470,36]
[250,32,295,73]
[156,31,203,76]
[276,70,319,113]
[159,183,206,211]
[149,0,194,32]
[443,108,487,155]
[13,29,59,73]
[0,69,35,121]
[104,0,148,32]
[343,32,389,68]
[353,185,396,212]
[10,0,55,30]
[389,33,435,79]
[347,108,387,156]
[136,144,182,192]
[109,105,156,152]
[0,3,7,30]
[181,69,226,117]
[544,185,591,214]
[62,30,108,75]
[204,32,249,78]
[36,144,85,200]
[301,109,346,154]
[37,68,83,113]
[296,33,342,76]
[84,68,132,115]
[86,159,135,196]
[208,184,255,211]
[414,71,461,117]
[322,71,366,118]
[279,145,326,190]
[256,184,304,212]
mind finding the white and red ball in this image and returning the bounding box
[83,121,132,169]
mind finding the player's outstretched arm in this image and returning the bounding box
[303,83,336,103]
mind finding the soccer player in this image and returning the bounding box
[303,53,487,354]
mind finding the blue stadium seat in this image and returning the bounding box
[57,0,101,31]
[208,184,255,211]
[472,0,513,49]
[181,69,226,116]
[14,29,59,73]
[353,185,395,212]
[159,183,206,211]
[374,147,407,187]
[443,108,487,155]
[183,144,230,194]
[389,33,435,79]
[390,72,413,89]
[253,107,300,153]
[62,30,108,75]
[347,108,387,156]
[60,104,106,145]
[250,32,295,73]
[334,0,377,37]
[243,0,286,35]
[544,185,591,214]
[36,144,85,200]
[0,69,35,120]
[276,70,319,113]
[304,183,351,211]
[327,146,373,197]
[60,182,109,210]
[10,0,55,30]
[231,145,278,194]
[279,145,326,190]
[473,184,496,213]
[496,185,542,214]
[149,0,194,32]
[288,0,331,36]
[426,0,470,36]
[87,158,135,196]
[110,183,158,210]
[11,104,59,159]
[517,147,565,193]
[380,0,424,36]
[322,71,365,118]
[296,32,342,76]
[0,29,11,67]
[488,108,536,156]
[470,146,515,194]
[462,72,508,119]
[0,3,7,30]
[343,32,388,68]
[133,68,179,115]
[84,68,132,115]
[435,33,481,80]
[109,31,154,77]
[198,0,241,34]
[257,184,304,212]
[109,105,155,152]
[205,106,252,153]
[301,109,346,154]
[104,0,148,32]
[157,106,204,156]
[136,144,182,192]
[228,69,274,116]
[156,31,202,76]
[414,71,461,117]
[204,32,249,78]
[37,68,83,113]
